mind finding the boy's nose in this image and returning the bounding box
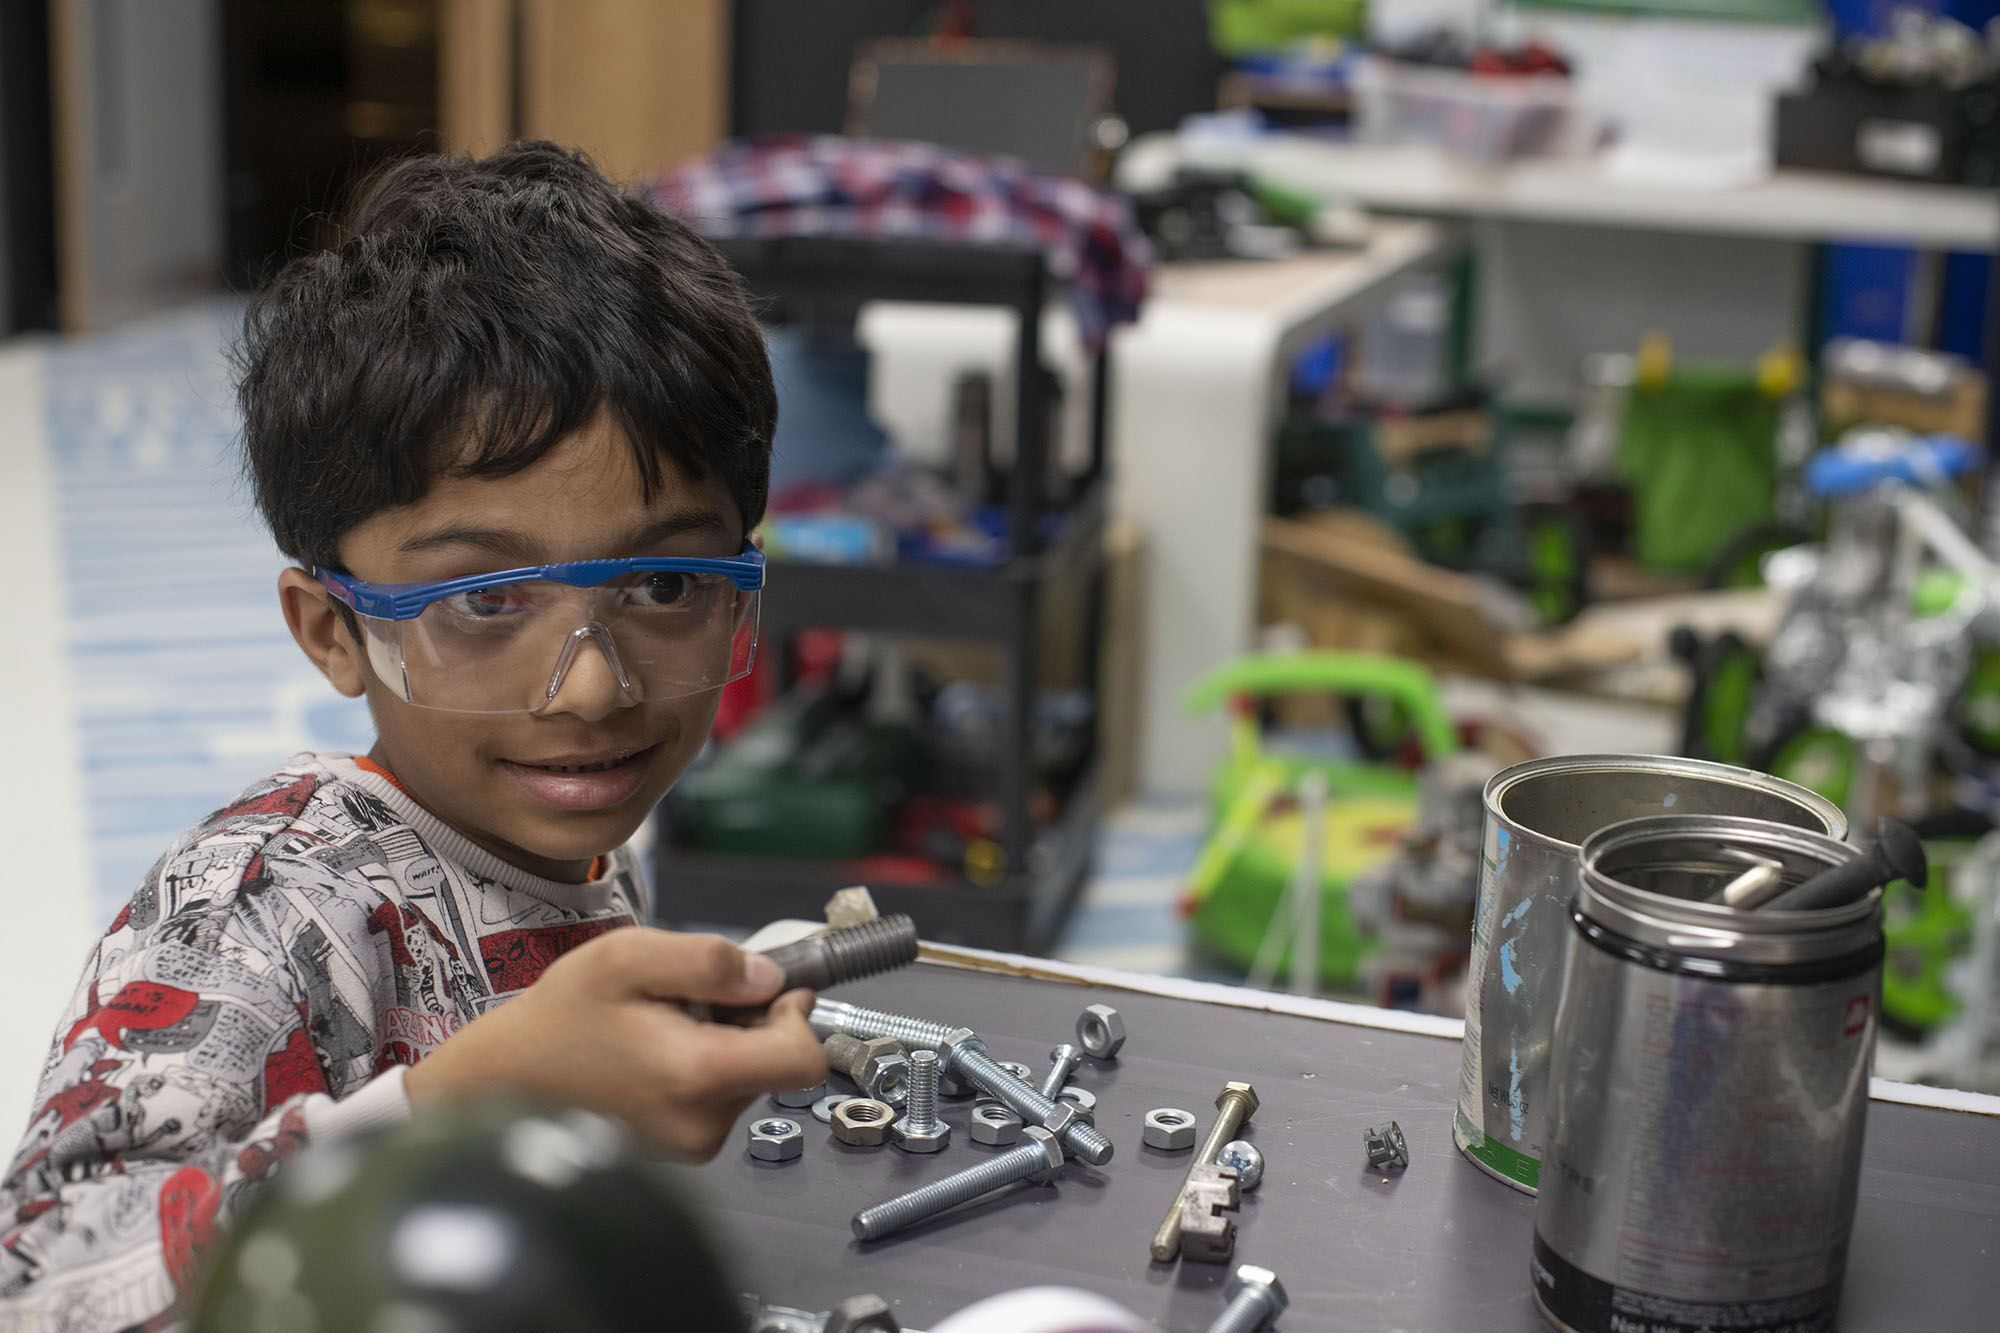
[538,624,639,721]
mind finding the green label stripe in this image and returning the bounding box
[1463,1118,1541,1189]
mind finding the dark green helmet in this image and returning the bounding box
[191,1103,745,1332]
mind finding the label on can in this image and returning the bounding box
[1455,824,1546,1191]
[1533,1234,1839,1333]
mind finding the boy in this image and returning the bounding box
[0,143,826,1328]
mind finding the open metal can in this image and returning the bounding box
[1531,815,1882,1333]
[1455,756,1847,1193]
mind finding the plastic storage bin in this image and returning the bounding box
[1352,58,1581,162]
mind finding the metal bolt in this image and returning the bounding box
[1206,1264,1289,1333]
[1039,1043,1082,1101]
[758,914,920,992]
[852,1126,1065,1241]
[1151,1081,1260,1263]
[893,1050,950,1152]
[811,1000,1114,1166]
[821,1033,910,1106]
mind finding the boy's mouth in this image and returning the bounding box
[500,744,659,812]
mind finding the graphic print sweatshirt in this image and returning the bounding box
[0,754,650,1329]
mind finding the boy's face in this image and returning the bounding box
[279,414,745,882]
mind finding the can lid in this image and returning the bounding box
[1579,814,1883,967]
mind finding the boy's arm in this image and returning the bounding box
[0,924,408,1329]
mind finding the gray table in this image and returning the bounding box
[674,956,2000,1331]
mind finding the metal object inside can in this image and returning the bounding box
[1532,815,1882,1333]
[1455,755,1847,1194]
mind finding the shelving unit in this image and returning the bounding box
[653,233,1109,952]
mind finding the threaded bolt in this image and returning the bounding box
[1039,1043,1082,1101]
[852,1126,1065,1241]
[811,998,962,1052]
[759,915,919,992]
[906,1051,940,1128]
[810,999,1114,1166]
[1205,1264,1289,1333]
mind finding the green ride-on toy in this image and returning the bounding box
[1181,652,1460,990]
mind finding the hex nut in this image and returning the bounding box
[823,1294,900,1333]
[771,1083,825,1109]
[1076,1004,1126,1059]
[748,1117,804,1161]
[811,1093,854,1125]
[1057,1085,1097,1116]
[859,1050,911,1107]
[1218,1139,1265,1191]
[969,1102,1024,1146]
[831,1098,895,1147]
[1143,1107,1197,1151]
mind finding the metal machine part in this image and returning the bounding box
[969,1102,1024,1146]
[1151,1082,1259,1263]
[743,1295,901,1333]
[1218,1140,1264,1191]
[1039,1043,1083,1100]
[1057,1086,1097,1116]
[1206,1264,1289,1333]
[811,1094,854,1125]
[811,1000,1115,1166]
[997,1060,1035,1084]
[1144,1108,1198,1151]
[1076,1003,1126,1058]
[748,1118,804,1162]
[1364,1121,1408,1170]
[831,1099,894,1147]
[1177,1162,1242,1262]
[824,1295,900,1333]
[759,914,920,994]
[892,1050,951,1153]
[852,1126,1065,1242]
[823,1034,911,1107]
[772,1084,825,1109]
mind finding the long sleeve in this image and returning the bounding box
[0,756,648,1330]
[0,896,411,1329]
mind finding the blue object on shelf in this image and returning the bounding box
[1805,433,1982,497]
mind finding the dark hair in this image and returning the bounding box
[236,141,774,571]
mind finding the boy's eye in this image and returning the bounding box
[631,571,694,608]
[436,585,527,618]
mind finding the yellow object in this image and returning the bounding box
[1636,330,1673,392]
[1757,342,1802,399]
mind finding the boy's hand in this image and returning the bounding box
[404,927,825,1160]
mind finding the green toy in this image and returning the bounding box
[1182,652,1459,988]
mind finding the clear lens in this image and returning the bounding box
[359,575,759,712]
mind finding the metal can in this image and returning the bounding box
[1455,756,1847,1193]
[1532,815,1882,1333]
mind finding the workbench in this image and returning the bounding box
[675,950,2000,1331]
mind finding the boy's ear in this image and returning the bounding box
[278,568,366,698]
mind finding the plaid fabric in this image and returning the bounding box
[652,136,1152,352]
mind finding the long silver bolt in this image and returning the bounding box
[1039,1043,1082,1101]
[811,998,961,1051]
[1206,1264,1289,1333]
[852,1126,1065,1241]
[812,1000,1114,1166]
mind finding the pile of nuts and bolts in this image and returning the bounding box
[1144,1108,1198,1151]
[832,1099,894,1147]
[749,1117,804,1162]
